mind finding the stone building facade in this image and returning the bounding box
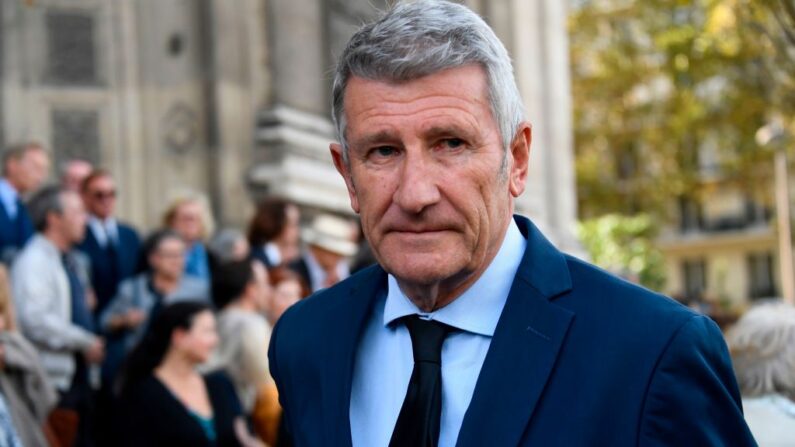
[0,0,579,253]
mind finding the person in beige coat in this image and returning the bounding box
[206,260,273,413]
[0,265,57,447]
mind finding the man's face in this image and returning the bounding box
[150,237,186,279]
[83,175,116,219]
[60,192,88,245]
[171,201,204,243]
[249,261,273,312]
[275,204,301,262]
[310,245,344,271]
[331,65,530,299]
[63,160,92,191]
[8,148,50,194]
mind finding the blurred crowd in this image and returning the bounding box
[0,142,374,447]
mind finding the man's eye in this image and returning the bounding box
[443,138,464,149]
[372,146,397,157]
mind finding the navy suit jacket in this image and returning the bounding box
[251,246,276,269]
[76,222,141,314]
[0,199,34,264]
[268,216,755,446]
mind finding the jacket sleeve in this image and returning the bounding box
[240,319,272,387]
[639,314,757,446]
[267,310,295,446]
[98,279,135,333]
[11,258,96,352]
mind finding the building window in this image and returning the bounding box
[682,258,707,301]
[45,10,97,85]
[51,109,100,166]
[747,253,776,299]
[678,196,703,232]
[616,144,638,180]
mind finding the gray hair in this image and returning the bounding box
[726,301,795,400]
[331,0,524,162]
[27,185,66,232]
[208,228,250,264]
[2,142,45,176]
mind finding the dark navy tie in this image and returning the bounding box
[390,315,452,447]
[62,252,95,333]
[14,198,33,246]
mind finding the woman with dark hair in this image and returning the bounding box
[0,265,57,447]
[100,230,209,351]
[248,198,300,268]
[117,301,260,447]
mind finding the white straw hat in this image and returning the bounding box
[302,214,357,257]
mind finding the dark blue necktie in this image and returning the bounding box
[14,199,33,246]
[104,234,120,292]
[390,315,452,447]
[62,252,95,333]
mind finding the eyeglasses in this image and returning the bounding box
[91,189,117,200]
[156,250,185,259]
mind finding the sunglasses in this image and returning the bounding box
[91,189,117,200]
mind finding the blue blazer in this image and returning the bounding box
[76,222,141,314]
[0,199,34,263]
[268,216,755,446]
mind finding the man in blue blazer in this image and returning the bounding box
[268,1,756,446]
[0,143,50,264]
[76,169,141,316]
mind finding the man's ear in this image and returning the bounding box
[330,143,360,213]
[508,122,531,198]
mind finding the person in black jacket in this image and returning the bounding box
[116,301,262,447]
[76,169,141,317]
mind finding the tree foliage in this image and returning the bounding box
[570,0,795,220]
[577,213,667,291]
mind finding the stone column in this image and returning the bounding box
[202,0,268,227]
[508,0,582,254]
[250,0,352,214]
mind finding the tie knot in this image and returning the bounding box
[403,315,451,365]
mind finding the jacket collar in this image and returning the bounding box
[457,216,574,446]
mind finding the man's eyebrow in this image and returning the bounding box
[422,125,474,140]
[350,131,399,148]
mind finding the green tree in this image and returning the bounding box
[570,0,795,221]
[577,214,667,291]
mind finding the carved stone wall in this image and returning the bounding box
[0,0,579,251]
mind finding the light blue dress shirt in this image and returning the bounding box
[184,242,210,280]
[88,216,119,247]
[350,220,527,447]
[0,178,20,219]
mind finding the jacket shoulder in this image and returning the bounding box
[565,254,693,312]
[269,265,382,362]
[117,223,140,242]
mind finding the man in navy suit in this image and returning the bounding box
[76,169,141,316]
[268,1,756,446]
[0,142,50,265]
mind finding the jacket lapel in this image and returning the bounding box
[321,265,386,447]
[457,217,575,447]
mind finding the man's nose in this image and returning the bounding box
[392,149,441,214]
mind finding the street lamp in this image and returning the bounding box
[756,121,794,304]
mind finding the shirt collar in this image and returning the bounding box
[303,247,350,292]
[383,219,527,337]
[0,178,19,216]
[32,234,63,258]
[88,215,118,246]
[264,242,282,266]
